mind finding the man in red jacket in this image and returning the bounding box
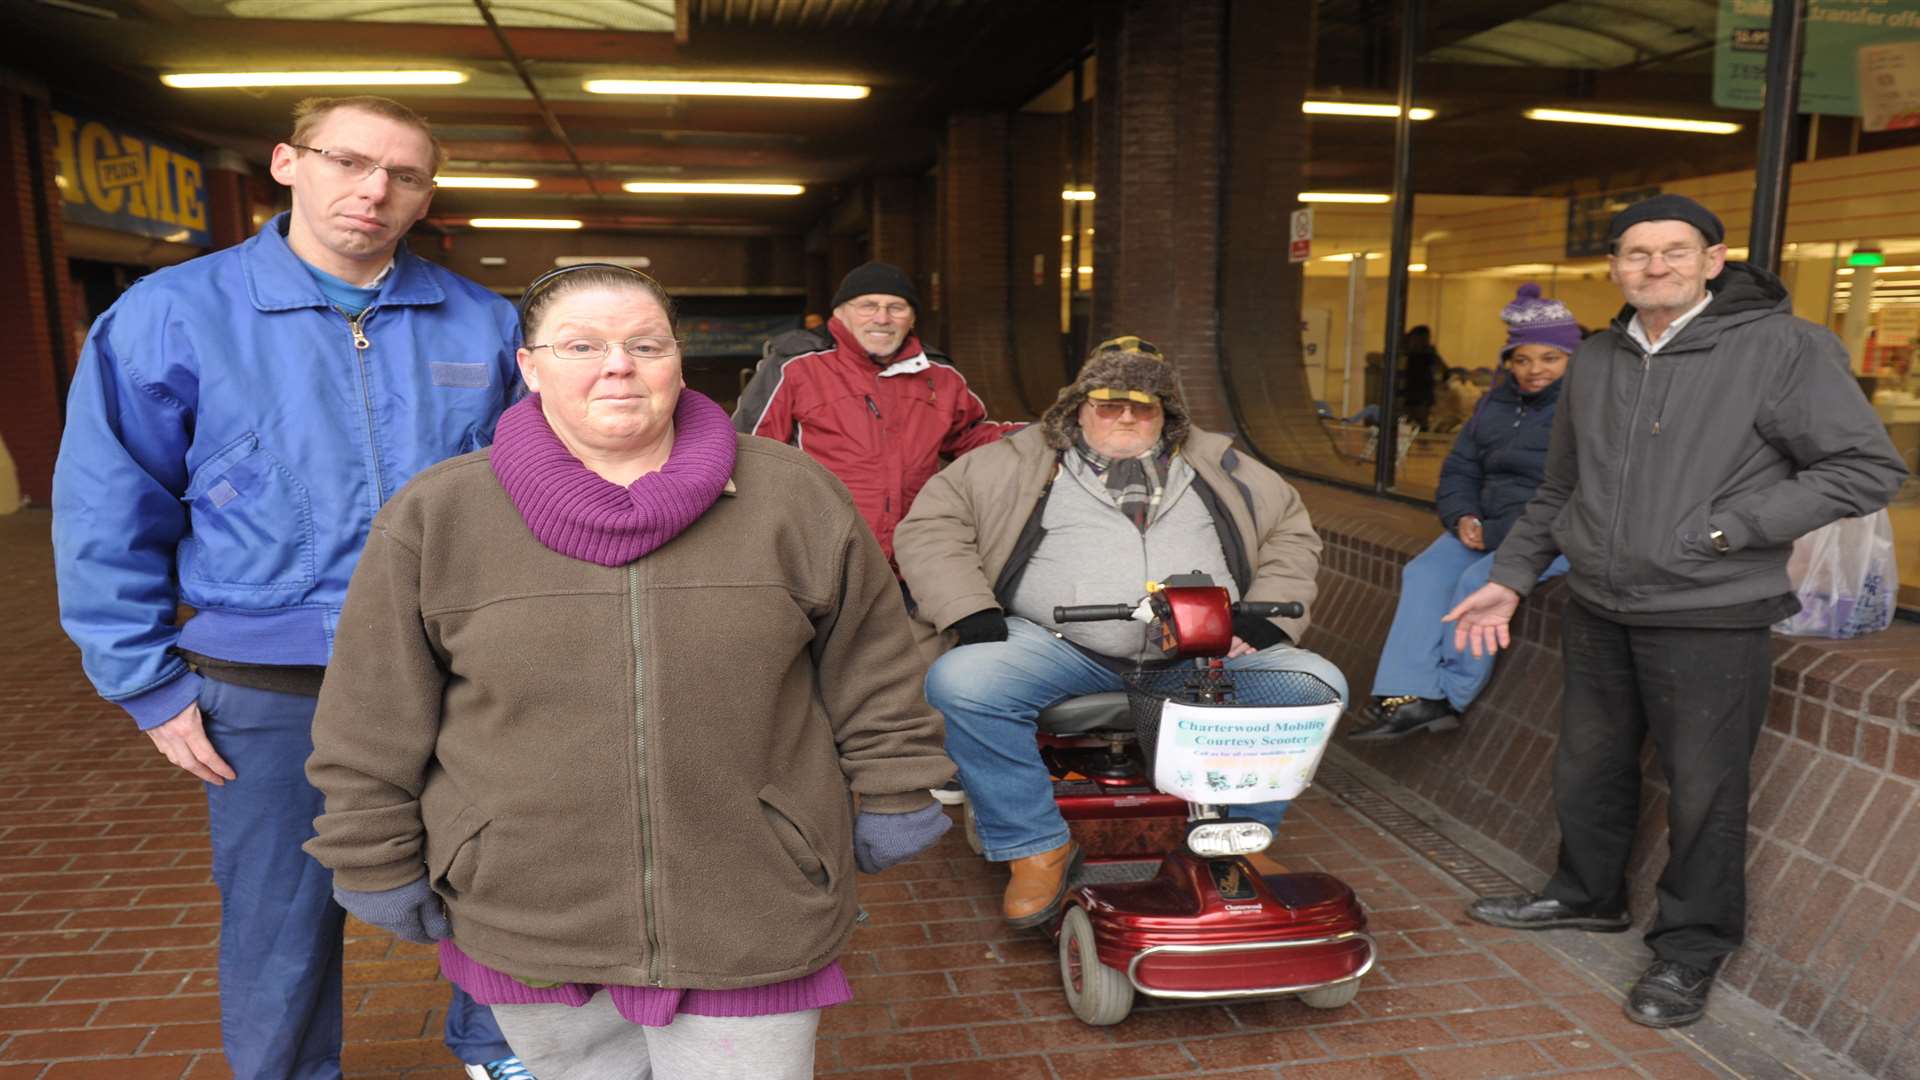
[733,262,1017,565]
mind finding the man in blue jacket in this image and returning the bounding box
[53,97,530,1080]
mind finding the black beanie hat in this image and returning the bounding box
[831,261,920,311]
[1607,194,1725,250]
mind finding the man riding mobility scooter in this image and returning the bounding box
[960,574,1375,1025]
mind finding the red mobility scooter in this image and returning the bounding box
[962,574,1374,1025]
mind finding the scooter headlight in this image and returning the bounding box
[1186,820,1272,857]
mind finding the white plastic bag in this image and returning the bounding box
[1151,700,1342,804]
[1774,510,1898,639]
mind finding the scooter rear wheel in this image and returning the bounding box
[1059,905,1134,1025]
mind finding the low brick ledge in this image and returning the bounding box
[1288,475,1920,1079]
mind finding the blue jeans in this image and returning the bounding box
[925,619,1348,862]
[1369,533,1569,710]
[197,680,513,1078]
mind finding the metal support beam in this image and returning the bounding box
[1748,0,1806,274]
[1374,0,1422,492]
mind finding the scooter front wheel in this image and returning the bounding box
[1059,905,1134,1025]
[1298,978,1361,1009]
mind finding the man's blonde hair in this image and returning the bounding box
[289,96,448,174]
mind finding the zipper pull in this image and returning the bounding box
[926,376,937,404]
[866,395,881,419]
[1652,420,1662,435]
[348,313,370,351]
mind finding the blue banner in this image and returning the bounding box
[50,108,211,247]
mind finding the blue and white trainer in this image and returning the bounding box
[465,1058,535,1080]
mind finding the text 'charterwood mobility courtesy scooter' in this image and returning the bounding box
[963,573,1375,1025]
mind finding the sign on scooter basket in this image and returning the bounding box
[1147,698,1341,803]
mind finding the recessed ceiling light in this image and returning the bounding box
[435,177,540,190]
[1302,101,1435,121]
[1299,192,1392,204]
[585,79,868,100]
[468,218,582,230]
[161,70,468,88]
[1523,108,1742,135]
[621,181,805,196]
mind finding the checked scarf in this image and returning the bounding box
[1072,436,1171,533]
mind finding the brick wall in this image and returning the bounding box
[0,88,74,507]
[939,111,1024,419]
[1090,0,1233,436]
[1294,479,1920,1078]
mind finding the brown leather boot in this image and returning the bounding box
[1002,842,1082,929]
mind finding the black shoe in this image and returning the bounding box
[1466,894,1632,932]
[1626,959,1715,1028]
[1349,696,1459,742]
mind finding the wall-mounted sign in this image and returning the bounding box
[50,108,210,247]
[1861,41,1920,131]
[1565,187,1660,258]
[1714,0,1920,116]
[1289,208,1313,264]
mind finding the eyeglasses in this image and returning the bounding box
[290,144,433,194]
[847,300,912,318]
[527,336,682,361]
[1615,246,1706,270]
[1086,400,1162,420]
[1096,336,1163,357]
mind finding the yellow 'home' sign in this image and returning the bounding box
[51,108,211,247]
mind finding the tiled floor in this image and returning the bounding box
[1,510,1740,1078]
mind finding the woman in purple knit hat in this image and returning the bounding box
[302,264,954,1079]
[1350,283,1578,742]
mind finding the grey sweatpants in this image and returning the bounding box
[491,993,820,1080]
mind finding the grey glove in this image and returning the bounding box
[854,803,953,873]
[334,877,451,944]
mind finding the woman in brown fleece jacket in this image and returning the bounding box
[303,265,953,1079]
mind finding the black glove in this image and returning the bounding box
[1231,613,1290,651]
[949,609,1008,646]
[334,877,450,944]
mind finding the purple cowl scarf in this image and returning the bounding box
[488,388,737,565]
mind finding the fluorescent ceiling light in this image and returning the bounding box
[1062,189,1096,201]
[1408,263,1428,272]
[162,70,467,89]
[468,218,582,230]
[1299,192,1391,204]
[435,176,539,190]
[622,181,805,196]
[584,79,868,100]
[1303,101,1435,121]
[1523,108,1742,135]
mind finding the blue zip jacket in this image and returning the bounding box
[53,214,521,728]
[1432,374,1561,553]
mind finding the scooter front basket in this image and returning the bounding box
[1125,669,1344,804]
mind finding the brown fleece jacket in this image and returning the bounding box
[304,436,952,990]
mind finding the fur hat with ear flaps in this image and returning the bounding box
[1040,336,1191,451]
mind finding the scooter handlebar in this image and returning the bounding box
[1233,601,1304,618]
[1053,603,1140,623]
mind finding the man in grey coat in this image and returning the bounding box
[1446,194,1905,1028]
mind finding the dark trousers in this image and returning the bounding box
[1541,601,1772,969]
[198,680,513,1078]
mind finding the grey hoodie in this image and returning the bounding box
[1490,262,1905,617]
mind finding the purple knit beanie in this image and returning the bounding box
[1500,283,1582,358]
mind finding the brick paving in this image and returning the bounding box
[2,510,1746,1078]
